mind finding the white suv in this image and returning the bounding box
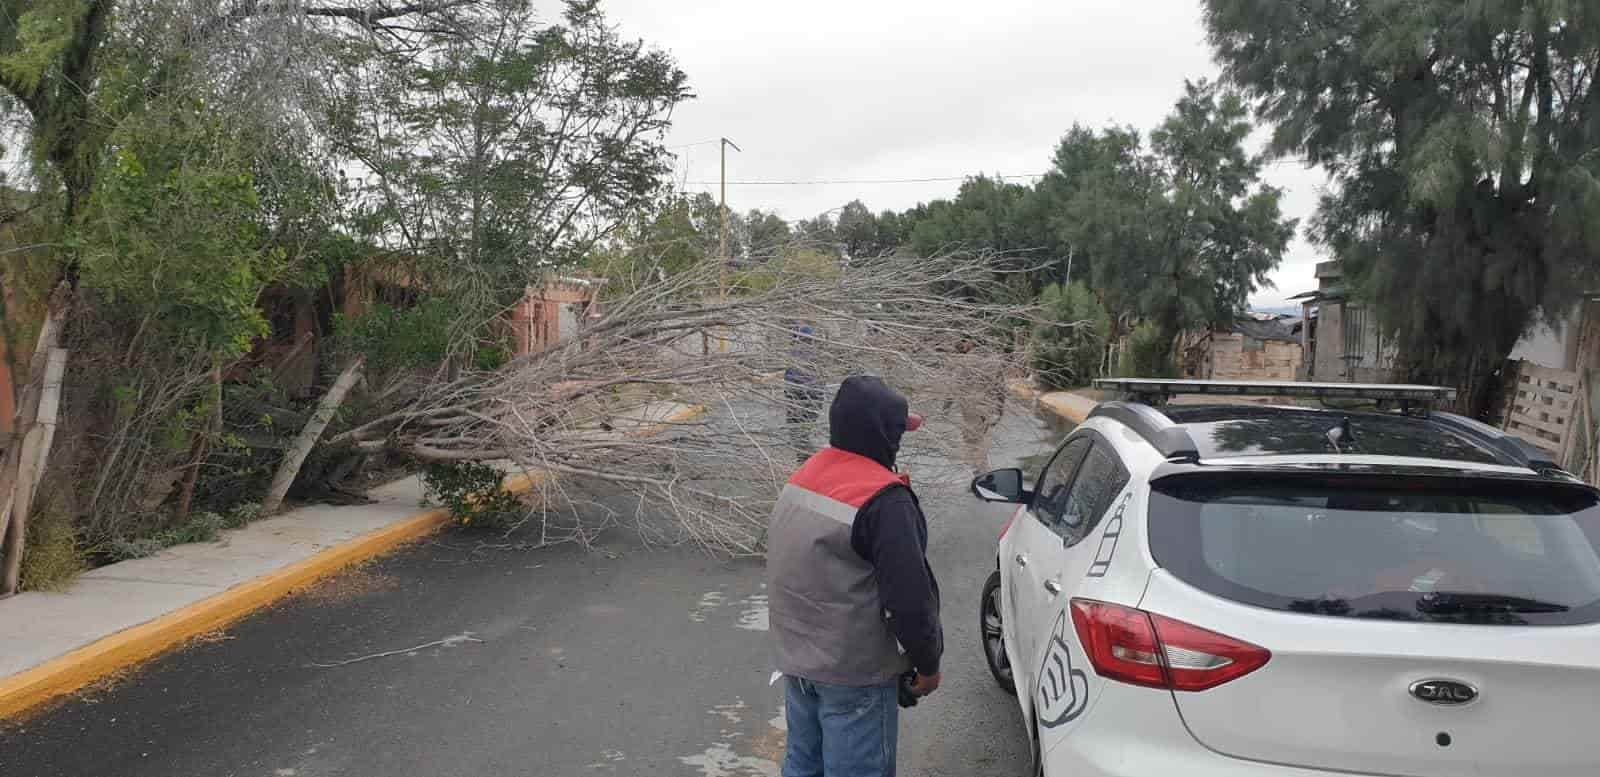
[973,379,1600,777]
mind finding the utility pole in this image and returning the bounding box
[715,137,741,353]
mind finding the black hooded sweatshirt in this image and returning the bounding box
[829,376,944,677]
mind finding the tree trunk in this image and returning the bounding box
[0,307,63,567]
[262,357,364,514]
[1,345,66,593]
[1461,355,1506,422]
[174,364,224,522]
[1153,304,1183,378]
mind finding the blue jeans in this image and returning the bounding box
[782,676,898,777]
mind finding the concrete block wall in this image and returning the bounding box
[1209,334,1303,381]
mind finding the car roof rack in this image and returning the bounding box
[1088,401,1201,462]
[1091,378,1564,475]
[1092,378,1456,414]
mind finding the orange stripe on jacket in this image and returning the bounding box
[788,447,910,509]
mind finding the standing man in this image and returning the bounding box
[943,338,1004,473]
[783,324,825,462]
[768,375,943,777]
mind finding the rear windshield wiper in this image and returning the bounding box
[1416,592,1570,614]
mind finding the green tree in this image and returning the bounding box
[1121,322,1178,378]
[904,175,1054,265]
[589,192,721,285]
[1046,83,1293,371]
[1032,281,1109,389]
[742,209,794,261]
[873,209,909,254]
[1141,80,1295,370]
[1204,0,1600,416]
[836,199,895,258]
[330,0,690,337]
[1040,125,1157,343]
[791,212,839,257]
[78,106,288,360]
[0,0,478,592]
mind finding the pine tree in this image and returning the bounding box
[1205,0,1600,416]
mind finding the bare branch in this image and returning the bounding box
[347,249,1038,555]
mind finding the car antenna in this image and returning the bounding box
[1325,417,1355,454]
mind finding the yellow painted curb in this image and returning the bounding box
[0,403,706,720]
[0,504,457,720]
[1008,380,1097,425]
[1037,393,1095,425]
[1005,378,1042,402]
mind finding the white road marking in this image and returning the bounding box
[736,595,769,632]
[678,744,780,777]
[690,591,727,623]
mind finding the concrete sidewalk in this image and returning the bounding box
[0,401,702,718]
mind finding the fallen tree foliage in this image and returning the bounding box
[331,253,1036,555]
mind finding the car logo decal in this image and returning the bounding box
[1409,679,1479,706]
[1036,610,1090,728]
[1086,492,1130,578]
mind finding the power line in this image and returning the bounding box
[683,173,1050,186]
[680,159,1319,188]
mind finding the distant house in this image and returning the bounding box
[1183,314,1304,381]
[238,267,607,397]
[1290,260,1398,383]
[1293,263,1600,475]
[505,275,607,356]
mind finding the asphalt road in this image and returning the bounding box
[0,403,1065,777]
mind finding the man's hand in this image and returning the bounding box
[910,671,942,697]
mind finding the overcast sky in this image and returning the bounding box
[596,0,1330,308]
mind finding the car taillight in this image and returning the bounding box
[1150,611,1271,691]
[1069,599,1269,692]
[1069,599,1166,687]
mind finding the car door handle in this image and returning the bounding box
[1043,579,1063,596]
[1014,553,1028,568]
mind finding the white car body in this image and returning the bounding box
[988,411,1600,777]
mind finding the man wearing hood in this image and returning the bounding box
[767,375,943,777]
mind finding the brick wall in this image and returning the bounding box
[509,279,600,356]
[1209,333,1303,381]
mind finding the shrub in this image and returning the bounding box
[1119,322,1177,378]
[107,536,166,562]
[730,249,841,293]
[225,502,263,529]
[170,512,227,544]
[337,298,461,376]
[20,504,87,591]
[421,461,526,531]
[102,511,232,563]
[1031,282,1109,389]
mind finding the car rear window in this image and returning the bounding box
[1149,475,1600,625]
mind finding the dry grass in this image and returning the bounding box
[293,565,400,606]
[19,502,87,592]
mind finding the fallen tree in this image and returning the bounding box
[322,252,1036,555]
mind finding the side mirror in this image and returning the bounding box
[972,468,1026,504]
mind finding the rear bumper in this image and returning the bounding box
[1044,683,1376,777]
